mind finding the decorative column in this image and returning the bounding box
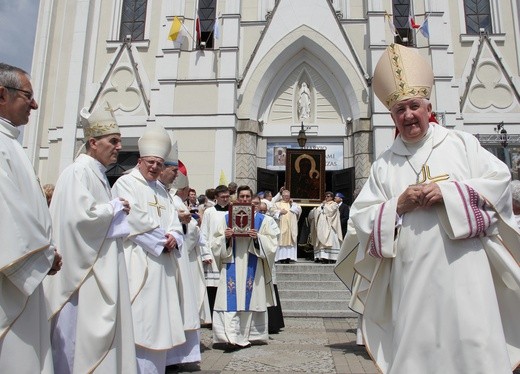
[353,118,373,190]
[235,119,259,189]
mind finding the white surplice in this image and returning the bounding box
[346,124,520,374]
[44,154,137,373]
[112,168,186,373]
[0,118,55,373]
[211,212,279,346]
[199,206,227,288]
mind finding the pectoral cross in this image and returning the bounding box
[148,195,165,217]
[416,165,450,184]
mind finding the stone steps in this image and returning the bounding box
[275,260,355,318]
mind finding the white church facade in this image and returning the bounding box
[26,0,520,200]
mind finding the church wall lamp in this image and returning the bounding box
[297,121,307,148]
[496,121,508,148]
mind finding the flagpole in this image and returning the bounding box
[181,22,196,44]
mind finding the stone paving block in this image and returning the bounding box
[174,317,378,373]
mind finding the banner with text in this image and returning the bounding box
[267,142,343,171]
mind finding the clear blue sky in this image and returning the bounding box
[0,0,40,72]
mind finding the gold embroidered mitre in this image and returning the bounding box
[373,44,434,110]
[79,102,120,140]
[138,123,171,160]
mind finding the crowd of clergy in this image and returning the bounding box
[0,60,343,373]
[3,39,520,374]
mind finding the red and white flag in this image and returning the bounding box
[409,8,421,29]
[196,17,201,44]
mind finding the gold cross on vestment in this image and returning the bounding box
[416,165,450,184]
[148,195,165,217]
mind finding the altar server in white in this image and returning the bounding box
[112,124,186,374]
[199,184,231,317]
[211,185,279,349]
[338,43,520,374]
[0,62,61,374]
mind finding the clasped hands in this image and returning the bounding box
[162,233,178,253]
[119,197,130,214]
[48,249,62,275]
[396,182,443,216]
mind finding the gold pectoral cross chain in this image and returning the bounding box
[415,164,450,184]
[405,133,449,184]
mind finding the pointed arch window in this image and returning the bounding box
[198,0,216,49]
[393,0,415,47]
[464,0,492,34]
[119,0,148,41]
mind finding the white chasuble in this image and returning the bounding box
[211,212,279,346]
[112,169,186,351]
[44,154,137,373]
[349,125,520,374]
[314,201,343,260]
[0,118,55,373]
[273,201,301,261]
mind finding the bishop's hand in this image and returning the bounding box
[48,249,63,275]
[120,198,130,214]
[397,184,423,216]
[417,182,443,207]
[163,233,177,253]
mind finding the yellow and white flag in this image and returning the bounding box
[168,16,183,41]
[219,170,228,186]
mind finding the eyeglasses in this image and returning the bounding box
[4,86,34,101]
[141,158,164,168]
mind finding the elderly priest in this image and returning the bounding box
[44,103,137,373]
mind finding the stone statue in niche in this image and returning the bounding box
[298,82,311,120]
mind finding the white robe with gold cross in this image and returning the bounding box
[346,124,520,374]
[111,168,186,352]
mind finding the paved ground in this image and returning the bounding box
[167,317,379,373]
[168,316,520,374]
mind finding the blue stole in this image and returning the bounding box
[225,213,265,311]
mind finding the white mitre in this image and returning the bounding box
[79,102,120,140]
[172,160,189,189]
[138,124,171,160]
[372,43,434,110]
[165,136,178,167]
